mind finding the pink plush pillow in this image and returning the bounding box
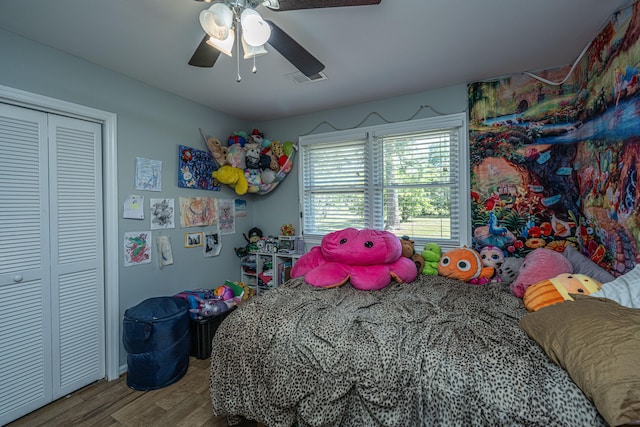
[510,248,573,298]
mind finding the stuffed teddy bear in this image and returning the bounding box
[497,257,523,285]
[438,247,494,285]
[206,137,228,167]
[212,165,248,195]
[291,228,417,290]
[510,248,573,298]
[523,273,601,311]
[421,243,441,276]
[400,236,426,274]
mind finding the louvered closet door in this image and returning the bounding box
[48,115,104,399]
[0,104,104,425]
[0,104,53,424]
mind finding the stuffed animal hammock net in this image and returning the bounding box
[201,129,296,196]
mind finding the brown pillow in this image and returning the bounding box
[519,295,640,427]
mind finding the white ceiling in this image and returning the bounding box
[0,0,628,121]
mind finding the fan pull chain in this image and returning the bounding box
[252,55,257,74]
[236,27,242,82]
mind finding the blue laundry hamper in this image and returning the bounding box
[123,296,190,390]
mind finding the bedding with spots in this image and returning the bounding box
[209,275,606,427]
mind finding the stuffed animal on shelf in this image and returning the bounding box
[523,273,602,311]
[212,165,248,195]
[438,247,494,285]
[290,228,417,291]
[236,227,263,255]
[510,248,573,298]
[421,243,441,276]
[244,227,263,244]
[399,236,426,274]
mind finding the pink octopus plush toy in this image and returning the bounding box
[290,228,418,291]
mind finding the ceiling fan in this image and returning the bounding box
[189,0,381,78]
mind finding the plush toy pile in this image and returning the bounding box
[207,129,296,195]
[174,282,244,319]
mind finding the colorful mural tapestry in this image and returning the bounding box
[469,2,640,276]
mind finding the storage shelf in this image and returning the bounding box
[240,251,303,295]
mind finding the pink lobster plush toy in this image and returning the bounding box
[290,228,418,291]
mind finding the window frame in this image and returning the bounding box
[298,113,470,252]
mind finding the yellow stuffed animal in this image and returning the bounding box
[523,273,602,312]
[212,165,248,195]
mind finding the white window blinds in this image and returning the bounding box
[299,113,469,250]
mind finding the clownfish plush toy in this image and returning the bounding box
[438,247,495,285]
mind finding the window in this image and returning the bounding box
[299,113,470,251]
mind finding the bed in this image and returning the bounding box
[208,274,615,426]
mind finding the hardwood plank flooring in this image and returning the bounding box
[6,357,258,427]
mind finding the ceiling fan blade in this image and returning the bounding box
[270,0,381,11]
[188,35,221,68]
[266,20,325,77]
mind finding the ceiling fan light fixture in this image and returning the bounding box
[200,3,233,40]
[241,37,268,58]
[206,28,235,57]
[240,9,271,47]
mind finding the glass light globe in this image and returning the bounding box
[241,9,271,47]
[200,3,233,40]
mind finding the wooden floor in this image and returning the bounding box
[6,357,257,427]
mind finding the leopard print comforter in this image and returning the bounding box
[209,275,606,427]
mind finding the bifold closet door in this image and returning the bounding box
[0,104,104,425]
[0,104,53,425]
[48,114,105,400]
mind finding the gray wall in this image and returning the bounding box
[1,28,469,367]
[0,29,252,366]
